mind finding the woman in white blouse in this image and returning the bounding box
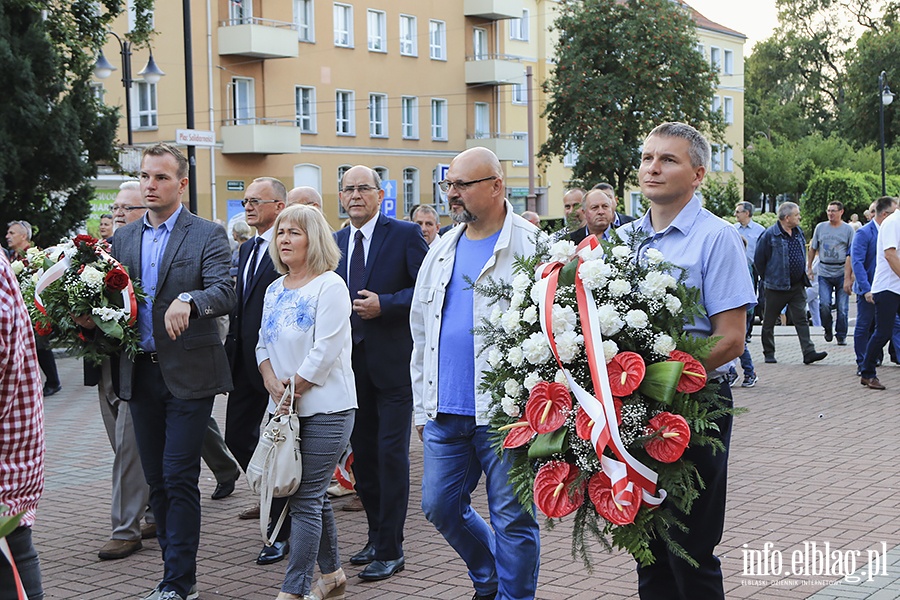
[256,205,357,600]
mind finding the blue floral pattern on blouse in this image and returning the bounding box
[262,281,317,346]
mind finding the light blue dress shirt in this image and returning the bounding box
[734,220,766,264]
[138,205,183,351]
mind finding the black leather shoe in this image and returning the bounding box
[473,592,498,600]
[211,475,237,500]
[349,543,376,565]
[43,383,61,397]
[256,540,289,565]
[358,557,405,581]
[764,356,777,364]
[803,351,827,365]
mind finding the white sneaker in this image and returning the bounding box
[186,584,199,600]
[326,484,354,498]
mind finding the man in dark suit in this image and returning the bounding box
[563,187,588,244]
[224,176,287,564]
[571,183,634,244]
[334,165,429,582]
[110,143,235,600]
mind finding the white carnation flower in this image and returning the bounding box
[579,259,612,290]
[501,310,521,334]
[611,245,630,259]
[662,273,677,290]
[554,369,569,387]
[653,334,676,356]
[552,304,577,333]
[608,279,632,298]
[80,265,105,290]
[501,396,521,418]
[508,346,524,367]
[25,247,42,263]
[504,379,522,398]
[10,260,24,275]
[664,294,682,314]
[555,330,584,363]
[489,305,503,326]
[512,272,532,293]
[521,306,538,325]
[522,332,552,364]
[510,292,525,311]
[625,309,649,329]
[639,271,670,299]
[549,240,577,263]
[487,348,504,369]
[92,306,125,322]
[644,248,665,265]
[578,244,604,262]
[31,273,41,284]
[596,304,624,337]
[602,340,619,363]
[524,371,542,392]
[530,277,548,305]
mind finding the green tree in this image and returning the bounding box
[538,0,723,200]
[0,0,153,247]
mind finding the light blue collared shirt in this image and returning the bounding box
[734,220,766,264]
[138,205,183,351]
[619,195,756,367]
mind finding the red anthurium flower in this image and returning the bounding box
[668,350,707,393]
[607,352,646,397]
[525,381,572,434]
[588,471,641,525]
[644,412,690,463]
[498,419,536,449]
[574,399,622,440]
[534,461,584,518]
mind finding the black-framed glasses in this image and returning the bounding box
[241,198,280,207]
[438,176,496,193]
[340,184,378,194]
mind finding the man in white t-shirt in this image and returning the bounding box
[859,209,900,390]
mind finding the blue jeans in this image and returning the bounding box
[861,291,900,378]
[421,414,540,600]
[818,275,849,339]
[738,344,755,377]
[0,526,43,600]
[854,295,900,368]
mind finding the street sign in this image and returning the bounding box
[381,179,397,218]
[226,180,245,191]
[176,129,216,147]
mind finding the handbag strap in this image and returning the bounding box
[260,377,296,545]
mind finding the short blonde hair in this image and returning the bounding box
[269,205,341,276]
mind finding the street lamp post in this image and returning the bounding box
[879,70,894,196]
[93,32,165,146]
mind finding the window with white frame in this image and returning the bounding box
[429,20,446,60]
[401,96,418,139]
[335,90,354,135]
[511,83,526,105]
[723,49,734,75]
[630,192,645,217]
[512,132,528,166]
[712,95,721,114]
[710,46,721,71]
[724,146,734,172]
[337,165,350,217]
[402,168,419,215]
[696,42,704,56]
[723,96,734,124]
[333,3,353,48]
[367,9,386,52]
[710,144,721,171]
[400,15,417,56]
[369,93,388,137]
[431,98,447,140]
[474,102,490,139]
[473,28,488,60]
[134,81,158,129]
[231,77,254,125]
[295,86,316,133]
[509,9,529,41]
[563,146,579,168]
[91,82,105,103]
[128,0,155,31]
[295,0,314,42]
[374,167,388,184]
[227,0,249,25]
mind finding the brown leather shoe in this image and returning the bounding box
[342,495,365,512]
[861,376,886,390]
[98,538,142,560]
[140,523,157,539]
[238,504,260,520]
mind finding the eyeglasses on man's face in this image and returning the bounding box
[111,205,147,212]
[438,176,496,193]
[241,198,280,207]
[340,185,378,195]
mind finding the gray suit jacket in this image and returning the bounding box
[112,208,236,400]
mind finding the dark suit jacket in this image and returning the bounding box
[112,208,236,400]
[334,213,429,390]
[568,226,588,245]
[226,236,280,393]
[616,212,636,226]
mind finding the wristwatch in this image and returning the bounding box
[177,292,193,304]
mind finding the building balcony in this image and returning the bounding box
[221,119,301,154]
[465,55,523,85]
[218,18,298,59]
[466,134,526,162]
[464,0,521,20]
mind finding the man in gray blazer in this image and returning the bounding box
[111,143,235,600]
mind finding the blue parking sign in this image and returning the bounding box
[381,179,397,218]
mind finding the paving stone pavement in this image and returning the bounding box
[31,317,900,599]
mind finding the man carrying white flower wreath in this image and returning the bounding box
[617,122,756,600]
[411,147,544,600]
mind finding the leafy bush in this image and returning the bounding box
[799,170,900,233]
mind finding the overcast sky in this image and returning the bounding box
[687,0,779,53]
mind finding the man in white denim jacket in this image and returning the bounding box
[410,147,543,600]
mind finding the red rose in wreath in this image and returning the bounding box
[73,234,98,248]
[588,471,641,525]
[668,350,707,393]
[524,381,571,434]
[34,320,53,337]
[534,461,584,518]
[104,266,130,292]
[607,352,646,397]
[499,419,536,449]
[644,412,690,463]
[574,399,622,441]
